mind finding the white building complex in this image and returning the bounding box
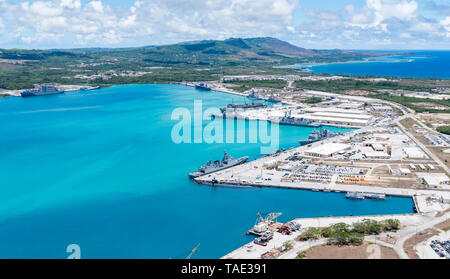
[305,143,350,158]
[296,108,373,127]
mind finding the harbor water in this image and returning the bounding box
[292,51,450,79]
[0,84,414,258]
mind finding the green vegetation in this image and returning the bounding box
[283,241,295,251]
[370,93,450,113]
[0,37,395,90]
[297,219,400,246]
[304,97,323,104]
[297,227,321,241]
[223,79,287,92]
[294,79,433,93]
[352,219,382,234]
[381,219,401,231]
[293,79,450,113]
[437,126,450,135]
[295,250,307,259]
[328,231,364,246]
[443,226,450,232]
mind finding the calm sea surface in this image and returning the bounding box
[0,84,414,258]
[292,51,450,79]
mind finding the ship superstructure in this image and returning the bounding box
[189,151,249,178]
[21,85,64,97]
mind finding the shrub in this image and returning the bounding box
[381,219,400,231]
[328,231,364,246]
[295,251,307,259]
[352,219,382,235]
[283,241,295,250]
[297,227,321,241]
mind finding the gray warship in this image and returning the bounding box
[220,102,266,113]
[195,83,211,91]
[247,91,261,100]
[21,85,64,97]
[189,151,249,178]
[299,128,341,145]
[278,111,321,127]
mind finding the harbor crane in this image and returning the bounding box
[186,243,200,259]
[256,212,282,226]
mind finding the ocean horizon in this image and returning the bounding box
[290,50,450,79]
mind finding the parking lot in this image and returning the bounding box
[424,134,450,147]
[430,239,450,259]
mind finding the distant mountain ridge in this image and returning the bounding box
[0,37,397,68]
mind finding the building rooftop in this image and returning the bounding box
[306,143,350,157]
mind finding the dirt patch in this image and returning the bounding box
[371,165,390,175]
[400,118,420,130]
[403,228,440,259]
[428,147,450,169]
[304,242,399,259]
[416,103,449,111]
[0,62,20,70]
[435,218,450,230]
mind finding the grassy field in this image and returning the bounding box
[437,126,450,135]
[371,93,450,113]
[223,79,287,92]
[294,79,434,93]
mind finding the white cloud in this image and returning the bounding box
[441,16,450,37]
[0,0,448,49]
[0,0,299,47]
[367,0,418,24]
[442,17,450,31]
[292,0,449,49]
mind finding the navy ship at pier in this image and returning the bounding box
[299,128,341,145]
[21,85,64,97]
[194,83,212,91]
[278,111,321,127]
[220,102,267,113]
[189,151,249,179]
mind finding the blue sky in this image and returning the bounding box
[0,0,449,50]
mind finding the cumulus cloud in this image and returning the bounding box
[292,0,449,49]
[0,0,448,49]
[0,0,299,47]
[424,0,450,16]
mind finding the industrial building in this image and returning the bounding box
[404,147,427,159]
[305,143,350,158]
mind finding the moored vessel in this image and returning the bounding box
[189,151,249,178]
[195,83,212,91]
[346,192,365,200]
[21,85,64,97]
[299,128,341,145]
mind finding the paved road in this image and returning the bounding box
[393,212,450,259]
[278,239,328,259]
[396,116,450,175]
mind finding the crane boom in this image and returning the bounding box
[186,243,200,259]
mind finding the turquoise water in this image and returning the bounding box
[0,84,414,259]
[292,51,450,79]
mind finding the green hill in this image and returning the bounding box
[0,37,400,89]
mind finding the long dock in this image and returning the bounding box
[194,173,450,215]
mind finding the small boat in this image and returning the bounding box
[253,238,268,246]
[346,192,365,200]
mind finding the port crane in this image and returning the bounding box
[256,212,282,226]
[186,243,200,259]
